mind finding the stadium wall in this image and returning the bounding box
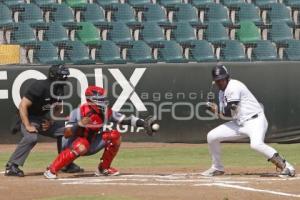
[0,62,300,144]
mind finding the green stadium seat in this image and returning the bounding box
[31,0,57,7]
[267,21,293,44]
[171,22,197,44]
[65,0,87,8]
[43,22,69,45]
[219,40,247,61]
[220,0,245,7]
[283,40,300,61]
[253,0,277,7]
[235,3,262,25]
[157,40,187,63]
[2,0,25,7]
[49,4,75,24]
[203,22,229,44]
[189,0,214,8]
[0,3,13,27]
[127,41,156,63]
[80,4,106,25]
[189,40,216,62]
[126,0,151,7]
[236,21,261,43]
[139,22,165,45]
[95,40,126,64]
[10,23,37,45]
[18,4,44,26]
[107,22,133,45]
[63,41,95,64]
[33,41,62,64]
[157,0,182,7]
[75,22,101,45]
[283,0,300,7]
[111,3,137,23]
[172,4,199,23]
[266,3,293,25]
[251,40,278,61]
[142,4,168,23]
[204,4,231,26]
[95,0,119,7]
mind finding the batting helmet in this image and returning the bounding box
[48,64,70,81]
[212,64,230,81]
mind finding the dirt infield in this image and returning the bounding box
[0,143,299,200]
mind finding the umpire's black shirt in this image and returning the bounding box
[24,79,63,117]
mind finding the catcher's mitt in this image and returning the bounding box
[143,116,158,136]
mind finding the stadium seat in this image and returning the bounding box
[0,3,14,27]
[63,41,95,64]
[156,0,182,7]
[266,3,293,25]
[267,21,293,44]
[10,23,37,45]
[142,4,168,23]
[43,22,69,45]
[170,22,197,44]
[75,22,101,45]
[127,41,156,63]
[139,22,165,45]
[203,22,229,44]
[126,0,152,7]
[236,21,261,43]
[80,4,106,25]
[219,40,247,61]
[251,40,278,61]
[235,3,262,25]
[18,4,44,26]
[204,4,231,26]
[31,0,57,7]
[220,0,245,7]
[65,0,87,8]
[253,0,277,7]
[189,40,216,62]
[95,0,119,7]
[172,4,199,23]
[283,40,300,61]
[111,3,137,23]
[189,0,214,8]
[107,22,133,45]
[283,0,300,7]
[157,40,187,63]
[2,0,25,7]
[33,41,62,64]
[95,40,126,64]
[49,4,75,24]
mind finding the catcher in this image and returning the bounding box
[44,85,157,179]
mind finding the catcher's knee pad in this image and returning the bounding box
[71,137,90,156]
[102,130,121,146]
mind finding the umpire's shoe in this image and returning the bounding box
[5,163,24,177]
[61,163,84,173]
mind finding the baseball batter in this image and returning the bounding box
[201,64,296,177]
[44,86,157,179]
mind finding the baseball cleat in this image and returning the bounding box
[61,163,84,173]
[95,167,120,176]
[5,163,24,177]
[279,163,296,178]
[44,169,57,179]
[200,167,225,177]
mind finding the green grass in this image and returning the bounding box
[0,143,299,171]
[39,196,136,200]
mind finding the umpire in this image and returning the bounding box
[5,65,81,177]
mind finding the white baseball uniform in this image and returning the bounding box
[207,79,277,171]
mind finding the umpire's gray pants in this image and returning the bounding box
[7,117,64,166]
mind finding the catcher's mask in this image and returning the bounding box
[48,64,70,81]
[85,86,109,112]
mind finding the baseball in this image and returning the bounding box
[152,123,160,131]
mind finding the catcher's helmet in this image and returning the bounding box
[48,64,70,81]
[212,64,230,81]
[85,86,108,112]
